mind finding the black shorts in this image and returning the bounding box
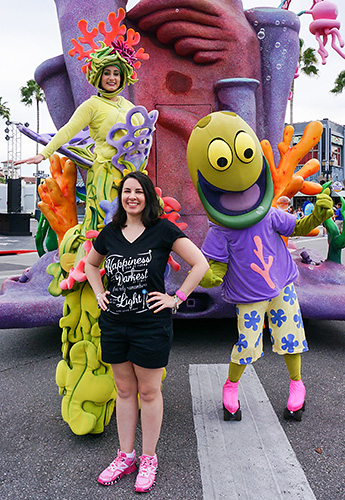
[99,311,174,369]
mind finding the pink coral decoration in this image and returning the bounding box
[60,231,105,290]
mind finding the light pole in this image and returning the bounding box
[4,120,30,178]
[5,121,21,179]
[4,120,27,214]
[321,158,335,184]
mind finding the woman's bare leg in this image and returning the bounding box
[112,361,139,453]
[134,365,164,456]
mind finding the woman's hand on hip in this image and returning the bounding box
[147,292,177,313]
[97,291,110,311]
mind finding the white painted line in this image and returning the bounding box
[294,238,328,245]
[189,364,316,500]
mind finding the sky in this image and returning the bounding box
[1,0,345,177]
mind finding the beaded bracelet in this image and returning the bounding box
[172,294,179,314]
[96,292,102,301]
[175,290,187,302]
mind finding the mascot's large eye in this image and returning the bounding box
[234,131,256,163]
[208,139,233,171]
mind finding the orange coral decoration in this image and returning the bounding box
[261,121,324,208]
[38,155,78,245]
[69,9,149,79]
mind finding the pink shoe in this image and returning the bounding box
[97,450,137,486]
[284,379,306,421]
[223,379,241,421]
[134,454,158,493]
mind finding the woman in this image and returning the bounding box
[14,22,146,229]
[85,171,209,493]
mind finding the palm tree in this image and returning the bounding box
[0,97,10,121]
[20,80,45,154]
[330,70,345,94]
[289,39,319,124]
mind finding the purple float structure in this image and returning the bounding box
[0,252,64,329]
[292,251,345,320]
[2,0,345,327]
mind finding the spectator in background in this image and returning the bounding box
[295,207,304,220]
[333,202,343,233]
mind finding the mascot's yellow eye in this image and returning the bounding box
[234,131,256,163]
[208,139,233,171]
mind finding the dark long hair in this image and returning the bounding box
[112,171,163,228]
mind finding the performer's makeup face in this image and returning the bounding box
[101,66,122,92]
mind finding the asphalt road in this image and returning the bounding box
[0,317,344,500]
[0,225,344,499]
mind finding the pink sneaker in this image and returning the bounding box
[223,379,242,421]
[134,454,158,493]
[97,450,137,486]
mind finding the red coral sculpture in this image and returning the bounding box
[155,187,188,271]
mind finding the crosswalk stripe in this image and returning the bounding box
[189,363,316,500]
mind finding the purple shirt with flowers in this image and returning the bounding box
[201,208,298,304]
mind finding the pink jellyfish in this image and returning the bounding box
[306,0,345,64]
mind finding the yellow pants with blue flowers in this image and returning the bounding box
[230,284,308,365]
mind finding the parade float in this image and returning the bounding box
[1,0,345,434]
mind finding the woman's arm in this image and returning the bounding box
[14,154,45,166]
[171,237,210,297]
[40,100,95,159]
[15,100,95,165]
[147,237,209,313]
[85,246,109,311]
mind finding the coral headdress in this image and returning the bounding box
[69,9,149,98]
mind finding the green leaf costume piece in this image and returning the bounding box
[56,340,116,435]
[40,96,142,434]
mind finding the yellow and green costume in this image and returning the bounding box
[41,10,150,435]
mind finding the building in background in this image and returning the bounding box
[0,160,21,180]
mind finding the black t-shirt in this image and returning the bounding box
[93,218,187,325]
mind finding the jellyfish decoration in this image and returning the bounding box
[305,0,345,64]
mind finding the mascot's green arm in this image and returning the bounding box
[291,187,333,237]
[199,259,227,288]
